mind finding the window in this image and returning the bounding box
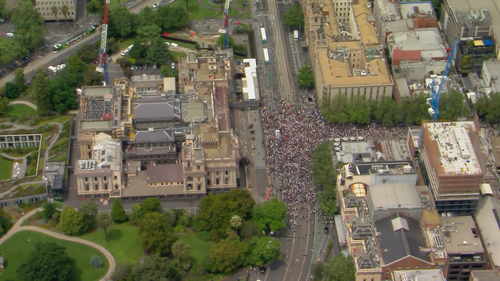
[225,171,228,175]
[94,177,97,181]
[94,184,98,190]
[104,176,107,181]
[224,178,229,184]
[85,177,88,182]
[104,183,108,190]
[114,175,117,180]
[197,184,201,190]
[216,179,220,185]
[207,179,211,185]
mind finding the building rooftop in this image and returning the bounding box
[80,86,122,131]
[483,60,500,93]
[475,197,500,268]
[375,212,432,265]
[133,99,181,120]
[389,28,446,60]
[352,0,379,45]
[425,122,482,176]
[400,2,436,20]
[124,170,184,196]
[242,58,258,101]
[134,129,174,143]
[353,161,415,175]
[440,215,484,254]
[215,85,230,132]
[446,0,494,32]
[77,133,121,172]
[392,269,445,281]
[470,270,500,281]
[368,183,422,210]
[147,163,183,184]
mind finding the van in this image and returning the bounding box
[165,42,171,47]
[170,43,179,49]
[121,49,129,56]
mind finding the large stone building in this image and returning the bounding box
[34,0,76,21]
[418,121,485,215]
[74,52,241,200]
[304,0,393,102]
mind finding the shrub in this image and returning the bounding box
[173,225,186,233]
[110,199,128,223]
[198,231,211,242]
[90,255,103,268]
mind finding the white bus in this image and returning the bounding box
[260,28,267,43]
[263,48,270,65]
[294,30,299,41]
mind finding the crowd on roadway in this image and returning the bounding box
[260,98,409,230]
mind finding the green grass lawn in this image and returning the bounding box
[4,104,37,118]
[0,230,109,281]
[8,184,46,199]
[171,51,188,62]
[81,222,143,267]
[0,158,13,180]
[178,234,212,265]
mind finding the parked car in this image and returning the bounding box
[10,63,18,70]
[0,70,5,76]
[0,18,5,23]
[260,267,266,275]
[6,32,14,38]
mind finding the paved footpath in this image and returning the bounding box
[0,208,116,281]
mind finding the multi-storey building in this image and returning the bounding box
[456,37,496,74]
[419,122,485,215]
[34,0,76,21]
[475,197,500,271]
[481,60,500,94]
[373,0,437,46]
[440,1,499,57]
[74,52,241,200]
[304,0,393,102]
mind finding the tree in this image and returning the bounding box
[0,0,6,18]
[240,221,260,240]
[87,0,104,15]
[43,201,56,220]
[90,254,104,268]
[163,208,177,226]
[373,96,404,126]
[199,189,255,239]
[82,69,105,86]
[159,65,177,78]
[403,93,430,125]
[141,197,162,213]
[11,0,47,50]
[252,198,287,233]
[282,3,304,29]
[172,240,191,263]
[61,5,69,24]
[59,207,87,236]
[4,82,19,99]
[156,6,189,31]
[51,5,59,22]
[49,76,78,114]
[17,242,73,281]
[217,34,235,49]
[475,92,500,123]
[109,6,135,38]
[130,203,145,224]
[230,215,242,235]
[80,199,98,233]
[137,24,161,40]
[13,68,25,93]
[0,208,12,237]
[129,254,183,281]
[96,211,113,242]
[247,237,282,267]
[324,254,355,281]
[438,90,468,121]
[209,239,242,274]
[312,142,338,217]
[111,264,131,281]
[147,37,172,67]
[138,212,178,256]
[177,209,191,226]
[129,39,147,60]
[32,68,52,115]
[111,199,128,223]
[77,44,99,63]
[297,65,314,88]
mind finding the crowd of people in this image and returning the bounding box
[260,98,409,228]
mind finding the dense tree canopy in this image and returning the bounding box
[111,199,128,223]
[297,65,314,88]
[282,4,305,30]
[147,37,173,67]
[138,212,178,256]
[128,254,183,281]
[17,242,74,281]
[11,0,47,51]
[247,236,282,266]
[198,189,255,239]
[475,92,500,123]
[59,207,87,236]
[209,238,243,274]
[321,91,468,126]
[0,208,12,236]
[324,254,356,281]
[312,142,337,217]
[252,198,287,233]
[32,68,52,116]
[80,199,98,233]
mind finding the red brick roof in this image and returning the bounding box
[392,49,421,66]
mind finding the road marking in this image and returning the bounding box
[297,210,313,281]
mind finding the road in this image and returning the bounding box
[0,207,116,281]
[0,0,161,88]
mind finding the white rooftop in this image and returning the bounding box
[426,122,481,176]
[393,269,445,281]
[400,2,436,20]
[242,59,258,100]
[390,28,446,60]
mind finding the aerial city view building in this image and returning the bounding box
[1,0,500,280]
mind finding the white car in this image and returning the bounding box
[152,3,160,8]
[6,33,14,38]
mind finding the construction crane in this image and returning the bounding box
[96,0,111,86]
[223,0,231,49]
[428,39,460,121]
